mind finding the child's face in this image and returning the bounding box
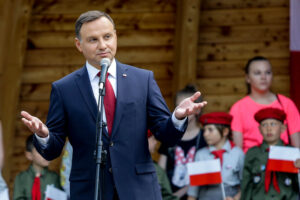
[259,119,285,145]
[203,124,223,146]
[26,147,50,168]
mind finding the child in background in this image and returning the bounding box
[158,84,206,199]
[187,112,244,200]
[0,121,8,200]
[241,108,299,200]
[148,130,179,200]
[13,134,61,200]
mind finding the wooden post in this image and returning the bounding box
[0,0,34,185]
[173,0,201,96]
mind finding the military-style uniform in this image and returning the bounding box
[188,140,244,200]
[241,140,299,200]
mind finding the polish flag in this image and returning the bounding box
[45,185,67,200]
[187,159,222,186]
[267,146,300,174]
[290,0,300,110]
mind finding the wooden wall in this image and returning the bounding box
[196,0,290,113]
[1,0,291,194]
[11,0,178,191]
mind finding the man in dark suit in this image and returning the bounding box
[21,11,207,200]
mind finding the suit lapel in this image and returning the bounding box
[111,61,129,138]
[75,66,98,121]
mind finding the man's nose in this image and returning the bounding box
[98,39,106,49]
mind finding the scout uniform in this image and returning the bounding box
[241,108,299,200]
[188,112,245,200]
[13,165,61,200]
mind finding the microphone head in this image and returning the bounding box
[100,58,111,68]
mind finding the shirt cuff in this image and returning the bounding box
[34,133,49,148]
[172,112,187,131]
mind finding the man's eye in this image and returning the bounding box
[104,35,111,39]
[89,38,97,42]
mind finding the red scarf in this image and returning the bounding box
[31,176,41,200]
[265,148,280,193]
[211,140,235,166]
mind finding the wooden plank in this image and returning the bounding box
[199,24,288,44]
[29,13,175,31]
[198,41,289,61]
[202,0,288,10]
[196,75,290,95]
[19,101,50,120]
[201,94,244,113]
[200,7,288,26]
[202,91,290,113]
[25,47,174,66]
[20,79,173,101]
[28,29,174,48]
[173,0,201,92]
[0,0,34,187]
[32,0,176,15]
[22,63,173,83]
[197,59,289,78]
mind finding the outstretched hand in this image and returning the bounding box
[21,111,49,138]
[174,91,207,120]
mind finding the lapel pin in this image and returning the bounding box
[122,73,127,77]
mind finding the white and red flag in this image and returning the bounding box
[187,159,222,186]
[45,185,67,200]
[290,0,300,110]
[267,146,300,174]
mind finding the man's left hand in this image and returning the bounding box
[174,92,207,120]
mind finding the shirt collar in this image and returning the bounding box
[29,164,48,177]
[86,58,117,81]
[208,139,231,152]
[260,139,284,151]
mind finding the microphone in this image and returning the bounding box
[98,58,111,89]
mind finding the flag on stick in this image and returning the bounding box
[267,146,300,174]
[187,159,222,186]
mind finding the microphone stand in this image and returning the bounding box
[94,76,108,200]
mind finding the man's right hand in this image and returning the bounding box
[21,111,49,138]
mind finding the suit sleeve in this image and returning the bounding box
[33,83,67,161]
[146,71,187,146]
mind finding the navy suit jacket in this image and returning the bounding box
[34,61,187,200]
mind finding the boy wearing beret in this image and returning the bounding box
[188,112,244,200]
[241,108,299,200]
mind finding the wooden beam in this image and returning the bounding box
[173,0,201,94]
[0,0,34,185]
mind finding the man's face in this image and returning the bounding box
[259,119,285,145]
[75,17,117,69]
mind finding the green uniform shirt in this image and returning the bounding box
[154,162,179,200]
[241,140,299,200]
[13,165,61,200]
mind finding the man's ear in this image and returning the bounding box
[75,37,82,52]
[25,151,33,161]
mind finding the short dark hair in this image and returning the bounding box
[175,84,202,105]
[175,84,203,119]
[244,56,271,94]
[75,10,115,40]
[214,124,232,141]
[26,134,34,152]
